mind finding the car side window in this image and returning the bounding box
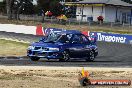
[81,35,90,43]
[72,35,82,43]
[67,34,73,41]
[57,34,73,43]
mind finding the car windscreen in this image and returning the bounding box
[44,33,61,43]
[43,33,72,43]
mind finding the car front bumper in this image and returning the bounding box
[27,50,63,59]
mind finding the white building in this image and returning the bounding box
[0,0,3,2]
[65,0,132,24]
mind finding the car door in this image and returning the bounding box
[80,34,91,57]
[69,34,85,58]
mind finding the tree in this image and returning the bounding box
[0,1,6,14]
[121,0,132,3]
[6,0,13,19]
[5,0,33,20]
[37,0,63,16]
[20,0,34,15]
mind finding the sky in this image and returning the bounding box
[33,0,37,5]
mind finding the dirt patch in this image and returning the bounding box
[0,66,131,88]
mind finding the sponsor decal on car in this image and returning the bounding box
[89,32,97,41]
[44,28,62,35]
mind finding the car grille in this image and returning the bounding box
[42,47,49,51]
[34,46,42,50]
[35,52,46,56]
[34,46,49,51]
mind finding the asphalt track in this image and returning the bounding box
[0,31,132,67]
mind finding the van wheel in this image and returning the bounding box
[30,57,40,61]
[59,51,70,61]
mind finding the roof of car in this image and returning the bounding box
[61,30,81,34]
[45,28,82,35]
[50,29,81,35]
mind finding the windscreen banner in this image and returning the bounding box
[89,32,132,44]
[44,28,81,35]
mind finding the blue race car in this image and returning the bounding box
[27,30,98,61]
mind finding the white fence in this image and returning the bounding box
[0,24,36,35]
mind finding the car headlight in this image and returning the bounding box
[28,46,35,50]
[49,48,59,51]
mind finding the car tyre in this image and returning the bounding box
[86,51,95,62]
[59,51,70,62]
[30,57,40,61]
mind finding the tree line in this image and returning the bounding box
[122,0,132,3]
[0,0,132,20]
[1,0,72,20]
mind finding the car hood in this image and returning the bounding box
[31,41,62,47]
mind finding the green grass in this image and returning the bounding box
[0,39,29,56]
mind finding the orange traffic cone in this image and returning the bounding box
[36,24,44,36]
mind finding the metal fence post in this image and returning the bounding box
[88,22,91,27]
[79,20,81,26]
[99,21,102,25]
[122,22,125,27]
[68,20,70,25]
[111,22,113,27]
[51,16,53,23]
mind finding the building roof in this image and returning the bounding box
[65,0,132,7]
[78,0,109,4]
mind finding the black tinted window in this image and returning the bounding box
[81,35,89,43]
[72,35,82,43]
[58,34,72,43]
